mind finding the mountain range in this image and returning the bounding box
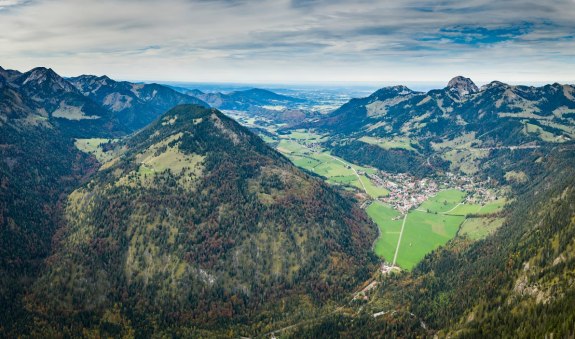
[69,75,208,131]
[303,76,575,176]
[1,67,575,337]
[170,86,319,126]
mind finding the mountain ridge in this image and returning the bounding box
[301,76,575,175]
[68,74,209,131]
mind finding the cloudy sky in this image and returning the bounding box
[0,0,574,85]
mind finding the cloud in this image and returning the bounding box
[0,0,573,84]
[418,23,534,46]
[0,0,30,10]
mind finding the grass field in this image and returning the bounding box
[446,198,506,216]
[367,203,402,263]
[396,211,464,269]
[419,189,467,213]
[274,134,387,198]
[358,175,390,198]
[459,217,504,240]
[370,190,507,269]
[369,189,481,270]
[359,136,418,152]
[75,138,119,163]
[368,201,465,270]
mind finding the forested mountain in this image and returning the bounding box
[0,67,212,321]
[22,105,377,337]
[69,75,208,131]
[0,67,100,333]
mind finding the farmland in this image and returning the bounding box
[273,130,389,198]
[418,189,467,213]
[446,198,507,216]
[368,200,465,270]
[459,217,505,240]
[369,188,506,270]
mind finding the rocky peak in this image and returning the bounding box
[18,67,77,93]
[372,85,415,100]
[447,76,479,97]
[480,80,509,91]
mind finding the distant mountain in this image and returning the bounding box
[0,66,212,137]
[305,77,575,175]
[1,67,124,137]
[180,87,305,111]
[170,86,317,125]
[446,75,479,98]
[69,75,209,131]
[25,105,377,336]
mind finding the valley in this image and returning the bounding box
[2,0,575,336]
[2,64,574,338]
[223,106,507,272]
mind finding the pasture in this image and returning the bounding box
[446,198,506,216]
[459,217,505,240]
[419,189,467,213]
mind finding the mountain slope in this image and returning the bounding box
[0,89,97,334]
[69,75,209,131]
[312,77,575,142]
[26,104,377,336]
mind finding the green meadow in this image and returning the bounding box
[418,189,467,213]
[274,134,387,198]
[459,217,505,240]
[369,189,481,270]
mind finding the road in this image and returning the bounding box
[291,139,368,195]
[329,155,367,194]
[441,202,463,214]
[392,213,409,267]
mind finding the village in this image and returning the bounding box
[363,170,499,214]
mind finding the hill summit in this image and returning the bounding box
[446,75,479,97]
[27,104,377,336]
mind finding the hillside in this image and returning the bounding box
[25,105,377,337]
[0,75,98,333]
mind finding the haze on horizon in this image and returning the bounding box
[0,0,574,85]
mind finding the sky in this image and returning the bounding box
[0,0,574,85]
